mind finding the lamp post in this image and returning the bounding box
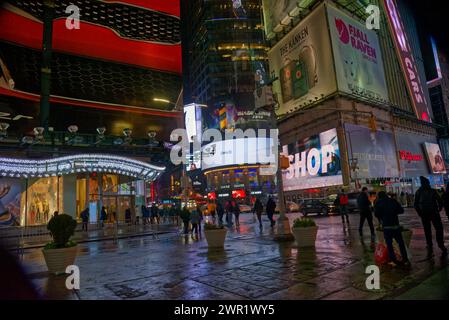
[256,78,293,241]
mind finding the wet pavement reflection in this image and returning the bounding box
[16,209,449,300]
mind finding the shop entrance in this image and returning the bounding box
[102,196,134,222]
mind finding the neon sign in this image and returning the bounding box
[399,150,423,162]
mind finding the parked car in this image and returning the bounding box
[300,199,331,216]
[327,192,360,213]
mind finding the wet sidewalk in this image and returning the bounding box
[17,209,449,300]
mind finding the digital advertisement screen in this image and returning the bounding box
[281,128,343,191]
[423,142,447,174]
[201,137,276,171]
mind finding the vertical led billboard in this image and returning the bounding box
[423,143,446,174]
[281,128,343,191]
[383,0,432,122]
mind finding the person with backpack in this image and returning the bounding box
[337,189,350,224]
[357,187,375,242]
[374,192,410,266]
[414,176,448,259]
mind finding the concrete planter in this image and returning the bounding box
[292,226,318,248]
[377,229,413,248]
[204,228,227,249]
[42,245,78,275]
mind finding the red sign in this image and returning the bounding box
[383,0,431,122]
[207,192,217,200]
[399,150,423,161]
[232,190,246,199]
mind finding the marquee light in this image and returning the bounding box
[0,154,165,181]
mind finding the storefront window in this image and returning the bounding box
[21,177,63,226]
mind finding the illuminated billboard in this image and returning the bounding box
[383,0,432,122]
[281,128,343,191]
[268,3,389,115]
[201,137,276,171]
[184,103,203,171]
[423,143,446,174]
[262,0,315,40]
[327,3,388,102]
[268,4,336,116]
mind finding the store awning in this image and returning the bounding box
[0,154,165,181]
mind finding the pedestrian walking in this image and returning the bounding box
[225,201,233,226]
[100,206,107,228]
[253,198,263,229]
[190,207,200,237]
[357,187,376,242]
[336,189,350,224]
[80,207,89,232]
[125,208,131,225]
[151,203,160,224]
[232,201,241,227]
[374,192,410,266]
[442,183,449,221]
[141,205,149,225]
[414,176,448,259]
[266,197,276,227]
[197,205,204,234]
[135,205,141,225]
[217,201,224,226]
[180,206,190,235]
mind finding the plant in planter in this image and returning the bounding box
[42,214,78,275]
[291,218,318,248]
[204,222,227,249]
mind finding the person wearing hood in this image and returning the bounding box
[414,176,448,259]
[374,192,409,266]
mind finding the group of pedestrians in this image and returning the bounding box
[180,205,204,237]
[335,175,449,267]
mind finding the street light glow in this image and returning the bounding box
[153,98,171,104]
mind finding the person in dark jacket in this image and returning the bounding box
[414,176,448,259]
[232,201,241,227]
[375,192,409,265]
[216,201,224,226]
[125,208,131,225]
[180,206,191,235]
[100,206,107,228]
[357,187,375,242]
[253,198,263,229]
[442,183,449,221]
[266,197,276,227]
[80,207,89,231]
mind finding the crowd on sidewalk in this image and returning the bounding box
[334,176,449,268]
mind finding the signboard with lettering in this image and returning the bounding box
[281,128,343,191]
[383,0,432,122]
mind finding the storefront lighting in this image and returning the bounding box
[0,154,165,181]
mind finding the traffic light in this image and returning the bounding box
[369,114,377,133]
[280,155,290,170]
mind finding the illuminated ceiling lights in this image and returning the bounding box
[0,154,165,181]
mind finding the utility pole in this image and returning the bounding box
[40,0,55,131]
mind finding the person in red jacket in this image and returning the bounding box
[337,189,350,225]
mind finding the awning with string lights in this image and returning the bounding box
[0,154,165,181]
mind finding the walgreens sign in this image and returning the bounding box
[383,0,431,122]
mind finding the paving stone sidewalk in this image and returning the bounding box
[17,209,449,300]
